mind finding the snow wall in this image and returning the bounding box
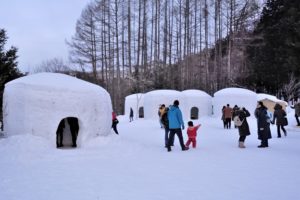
[124,93,144,118]
[143,90,184,119]
[213,88,257,117]
[142,89,212,120]
[181,90,212,119]
[3,73,112,147]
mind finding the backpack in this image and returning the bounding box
[233,115,244,127]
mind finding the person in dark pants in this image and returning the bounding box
[235,107,251,148]
[273,103,287,138]
[56,119,65,148]
[166,100,188,152]
[129,107,134,122]
[112,112,119,134]
[161,107,174,147]
[223,104,233,129]
[67,117,79,147]
[255,101,272,148]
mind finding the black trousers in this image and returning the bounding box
[112,122,119,134]
[239,135,246,142]
[277,125,286,137]
[225,118,231,129]
[168,128,185,150]
[261,139,269,147]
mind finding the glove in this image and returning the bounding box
[182,125,185,130]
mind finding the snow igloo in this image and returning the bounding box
[143,90,184,119]
[2,73,112,147]
[124,93,144,118]
[181,90,212,119]
[213,87,257,116]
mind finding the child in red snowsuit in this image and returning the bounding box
[185,121,201,148]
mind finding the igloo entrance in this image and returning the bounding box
[139,107,144,118]
[190,107,199,119]
[56,117,79,148]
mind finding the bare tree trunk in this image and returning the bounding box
[127,0,132,75]
[136,0,142,67]
[204,0,209,90]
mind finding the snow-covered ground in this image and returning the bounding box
[1,113,300,200]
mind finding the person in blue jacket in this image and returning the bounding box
[166,100,189,152]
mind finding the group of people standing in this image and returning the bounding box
[223,100,291,149]
[159,100,201,152]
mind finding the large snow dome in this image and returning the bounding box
[181,90,212,119]
[213,88,257,116]
[143,90,183,119]
[3,73,112,147]
[124,93,144,118]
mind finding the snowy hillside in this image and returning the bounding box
[1,113,300,200]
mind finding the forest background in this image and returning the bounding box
[1,0,300,116]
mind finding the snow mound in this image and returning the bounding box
[3,73,112,147]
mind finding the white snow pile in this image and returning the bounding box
[213,87,258,116]
[181,89,212,118]
[2,72,112,147]
[143,89,183,119]
[124,93,144,118]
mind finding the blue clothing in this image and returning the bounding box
[168,105,184,129]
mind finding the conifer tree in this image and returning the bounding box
[0,29,23,119]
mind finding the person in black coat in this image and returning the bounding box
[56,119,65,148]
[236,107,251,148]
[161,107,174,147]
[129,107,134,122]
[255,101,272,148]
[273,103,287,138]
[67,117,79,147]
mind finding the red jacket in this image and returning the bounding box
[187,125,201,138]
[112,112,117,120]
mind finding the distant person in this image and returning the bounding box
[273,103,287,137]
[56,119,65,148]
[166,100,189,152]
[221,106,226,128]
[185,121,201,149]
[255,101,272,148]
[291,100,300,126]
[112,111,119,135]
[224,104,233,129]
[234,107,251,148]
[158,104,166,128]
[129,107,134,122]
[67,117,79,147]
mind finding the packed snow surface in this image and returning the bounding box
[1,112,300,200]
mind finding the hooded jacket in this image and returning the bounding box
[168,105,184,129]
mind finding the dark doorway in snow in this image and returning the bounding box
[56,117,79,149]
[190,107,199,119]
[139,107,144,118]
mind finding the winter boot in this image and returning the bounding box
[238,142,245,148]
